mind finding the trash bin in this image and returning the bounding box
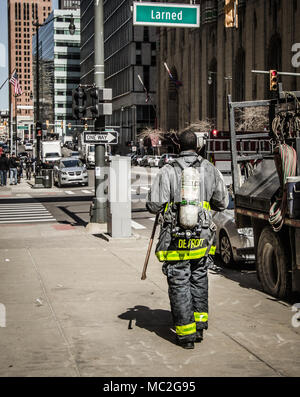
[42,169,53,188]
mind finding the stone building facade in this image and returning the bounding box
[157,0,300,132]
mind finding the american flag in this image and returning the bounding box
[164,62,183,87]
[9,70,22,96]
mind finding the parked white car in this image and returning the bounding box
[24,143,33,151]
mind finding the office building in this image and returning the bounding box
[157,0,300,132]
[7,0,53,138]
[32,9,81,139]
[59,0,80,10]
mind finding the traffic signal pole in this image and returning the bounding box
[90,0,107,223]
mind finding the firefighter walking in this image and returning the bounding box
[146,129,229,349]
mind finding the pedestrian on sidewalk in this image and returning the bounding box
[25,154,33,180]
[0,153,9,186]
[146,129,229,350]
[9,153,18,185]
[17,155,23,183]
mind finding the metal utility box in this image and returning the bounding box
[42,169,53,188]
[107,156,132,238]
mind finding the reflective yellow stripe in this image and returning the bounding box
[210,246,216,255]
[194,312,208,323]
[200,201,211,211]
[164,201,211,212]
[176,322,196,336]
[156,246,216,261]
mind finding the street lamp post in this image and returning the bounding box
[131,105,137,148]
[32,14,75,174]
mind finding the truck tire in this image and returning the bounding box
[256,226,291,299]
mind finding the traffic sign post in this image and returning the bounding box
[133,2,200,28]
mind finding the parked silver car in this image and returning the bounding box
[53,158,88,188]
[212,193,255,265]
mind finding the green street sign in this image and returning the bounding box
[133,2,200,28]
[17,126,29,130]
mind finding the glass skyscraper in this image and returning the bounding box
[33,8,80,140]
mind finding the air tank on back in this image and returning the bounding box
[179,167,200,229]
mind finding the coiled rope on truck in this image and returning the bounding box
[269,144,297,232]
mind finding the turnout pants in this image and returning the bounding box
[163,258,209,343]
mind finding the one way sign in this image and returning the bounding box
[84,130,118,145]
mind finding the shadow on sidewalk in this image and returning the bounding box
[119,305,176,346]
[58,206,88,227]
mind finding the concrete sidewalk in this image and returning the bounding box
[0,220,299,377]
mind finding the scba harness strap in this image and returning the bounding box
[155,155,217,262]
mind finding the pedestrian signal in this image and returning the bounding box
[269,70,278,91]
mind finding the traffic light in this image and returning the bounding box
[269,70,278,91]
[68,123,72,130]
[212,129,218,137]
[89,87,101,118]
[87,87,112,119]
[36,121,42,137]
[72,86,87,120]
[46,120,49,129]
[61,121,64,129]
[225,0,238,28]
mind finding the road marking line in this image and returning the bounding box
[0,219,56,224]
[64,191,75,195]
[81,190,93,194]
[131,220,146,230]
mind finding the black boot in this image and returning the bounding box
[195,330,203,343]
[177,338,195,349]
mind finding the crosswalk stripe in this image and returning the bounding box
[0,202,55,224]
[81,190,93,194]
[0,219,55,224]
[64,191,75,195]
[0,204,45,208]
[0,209,48,216]
[131,220,146,230]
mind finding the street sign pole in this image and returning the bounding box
[91,0,107,224]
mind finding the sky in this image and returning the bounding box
[0,0,59,111]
